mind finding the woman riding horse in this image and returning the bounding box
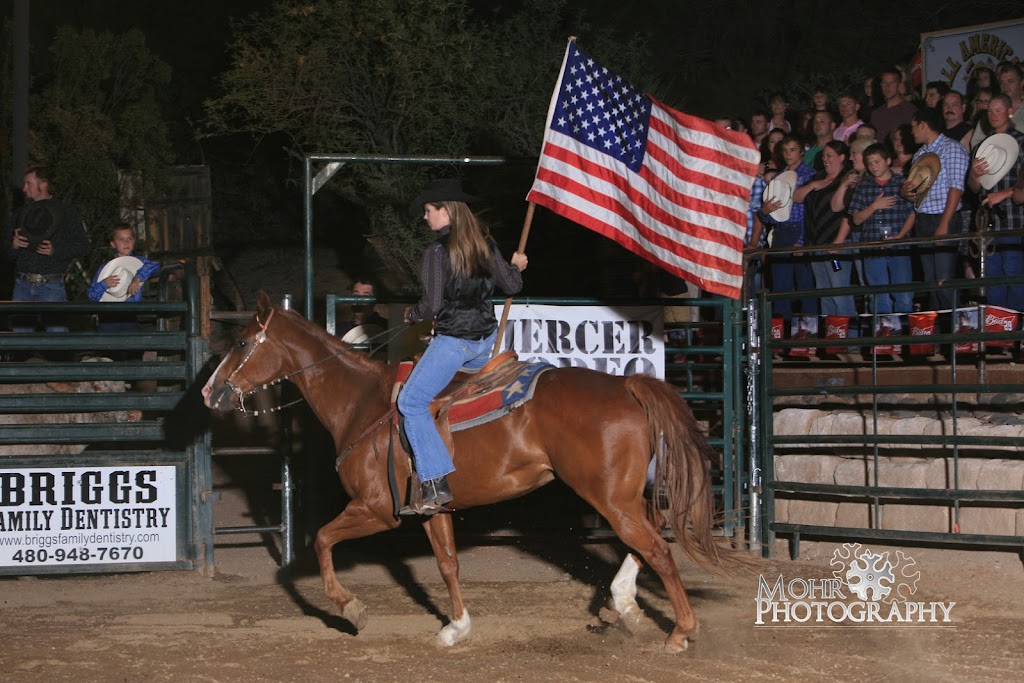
[399,179,528,514]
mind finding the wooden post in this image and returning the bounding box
[491,202,535,358]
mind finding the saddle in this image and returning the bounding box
[388,352,553,515]
[392,351,552,431]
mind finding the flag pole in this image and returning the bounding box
[491,201,535,358]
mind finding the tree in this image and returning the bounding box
[203,0,660,289]
[19,26,174,292]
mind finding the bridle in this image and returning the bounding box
[221,307,350,416]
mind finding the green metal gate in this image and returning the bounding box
[0,266,213,575]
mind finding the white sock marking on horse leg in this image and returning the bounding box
[610,554,643,626]
[437,609,472,646]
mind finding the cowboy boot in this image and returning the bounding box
[400,476,453,516]
[422,476,453,507]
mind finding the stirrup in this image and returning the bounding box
[399,476,453,516]
[398,499,450,516]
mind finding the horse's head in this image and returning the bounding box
[202,291,290,412]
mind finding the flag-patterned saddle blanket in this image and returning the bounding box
[392,353,553,432]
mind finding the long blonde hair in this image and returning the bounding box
[437,201,492,278]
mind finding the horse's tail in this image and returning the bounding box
[626,375,724,572]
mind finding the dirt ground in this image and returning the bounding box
[2,444,1022,683]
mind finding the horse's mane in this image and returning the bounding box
[274,305,396,396]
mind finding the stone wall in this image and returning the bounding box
[771,408,1024,537]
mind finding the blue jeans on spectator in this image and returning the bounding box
[11,278,69,333]
[397,330,496,482]
[810,255,857,317]
[985,243,1024,312]
[769,223,817,319]
[914,213,960,311]
[863,253,914,314]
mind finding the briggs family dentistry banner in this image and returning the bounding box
[922,18,1024,93]
[0,466,177,568]
[498,304,664,379]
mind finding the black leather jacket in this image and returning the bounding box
[408,229,523,339]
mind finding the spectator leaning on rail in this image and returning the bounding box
[758,133,818,322]
[966,94,1024,312]
[804,140,857,319]
[849,143,916,315]
[5,164,87,333]
[87,223,161,331]
[904,107,970,312]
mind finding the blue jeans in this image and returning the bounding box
[11,278,69,332]
[769,223,817,319]
[863,253,914,314]
[810,255,857,316]
[397,330,497,481]
[914,213,960,310]
[985,244,1024,312]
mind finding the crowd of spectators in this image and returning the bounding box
[725,61,1024,342]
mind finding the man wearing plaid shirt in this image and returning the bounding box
[906,107,970,310]
[966,94,1024,311]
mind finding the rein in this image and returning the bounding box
[223,309,407,417]
[224,308,345,416]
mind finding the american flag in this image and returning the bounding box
[527,40,759,299]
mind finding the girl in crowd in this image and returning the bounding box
[759,128,786,177]
[968,86,994,150]
[967,66,996,103]
[888,124,917,175]
[746,128,788,294]
[810,85,830,112]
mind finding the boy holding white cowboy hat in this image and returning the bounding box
[87,223,160,332]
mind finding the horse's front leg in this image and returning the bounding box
[314,500,396,630]
[422,514,471,646]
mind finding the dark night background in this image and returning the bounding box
[5,1,1023,300]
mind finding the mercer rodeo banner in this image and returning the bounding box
[0,466,177,568]
[498,304,665,379]
[922,18,1024,92]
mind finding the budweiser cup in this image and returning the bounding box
[825,315,850,354]
[908,312,937,355]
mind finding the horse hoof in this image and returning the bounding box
[436,611,472,647]
[342,598,368,631]
[620,606,644,633]
[663,636,689,653]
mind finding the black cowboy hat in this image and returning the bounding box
[408,179,479,217]
[19,199,64,246]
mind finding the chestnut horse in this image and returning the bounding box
[203,291,725,652]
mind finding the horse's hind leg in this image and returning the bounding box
[422,514,471,646]
[603,506,699,653]
[314,500,395,631]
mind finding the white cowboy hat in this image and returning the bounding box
[96,256,144,302]
[763,170,797,223]
[340,323,384,346]
[975,133,1020,191]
